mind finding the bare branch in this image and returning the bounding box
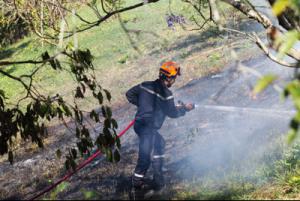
[188,17,210,31]
[45,0,94,25]
[252,32,297,68]
[101,0,110,14]
[0,51,66,67]
[221,0,273,28]
[62,0,160,40]
[220,0,300,63]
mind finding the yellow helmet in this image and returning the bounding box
[159,61,181,78]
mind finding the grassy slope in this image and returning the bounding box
[2,0,297,200]
[1,0,185,104]
[170,136,300,200]
[0,0,254,108]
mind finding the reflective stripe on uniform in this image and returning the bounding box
[139,84,173,101]
[153,155,165,159]
[134,173,144,178]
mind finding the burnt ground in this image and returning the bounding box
[0,53,296,200]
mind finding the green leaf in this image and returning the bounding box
[283,88,290,98]
[65,159,70,170]
[111,118,118,129]
[8,151,13,164]
[294,112,300,122]
[106,107,112,118]
[71,148,77,159]
[272,0,290,16]
[113,149,121,163]
[40,103,48,118]
[97,92,103,104]
[276,30,300,59]
[55,182,69,195]
[101,106,106,117]
[82,190,97,199]
[103,89,111,102]
[286,80,300,98]
[91,0,98,6]
[253,74,278,95]
[82,126,90,137]
[75,86,84,98]
[290,0,300,13]
[289,176,300,185]
[0,89,5,98]
[57,107,63,119]
[62,104,72,117]
[54,59,62,70]
[42,51,50,61]
[66,42,74,51]
[287,128,297,144]
[90,110,99,122]
[104,118,111,128]
[106,148,113,162]
[56,149,62,159]
[116,137,121,149]
[70,157,77,171]
[290,118,299,130]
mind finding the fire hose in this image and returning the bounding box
[29,119,135,200]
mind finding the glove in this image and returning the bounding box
[176,100,195,112]
[184,103,195,112]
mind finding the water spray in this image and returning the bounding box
[178,100,295,117]
[193,104,295,116]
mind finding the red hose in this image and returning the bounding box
[29,119,135,200]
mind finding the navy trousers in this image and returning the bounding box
[133,120,165,177]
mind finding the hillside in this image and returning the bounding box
[1,0,300,200]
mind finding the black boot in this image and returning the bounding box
[132,174,144,190]
[130,173,156,200]
[130,174,145,200]
[152,158,165,191]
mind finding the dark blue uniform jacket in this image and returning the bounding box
[126,79,185,129]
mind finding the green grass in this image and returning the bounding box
[0,0,250,109]
[0,0,199,106]
[170,135,300,200]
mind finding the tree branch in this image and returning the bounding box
[220,0,300,63]
[221,0,273,28]
[61,0,160,40]
[0,51,66,67]
[252,32,297,67]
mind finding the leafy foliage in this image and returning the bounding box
[253,0,299,143]
[276,30,300,59]
[252,74,278,95]
[272,0,300,16]
[0,11,29,47]
[0,47,120,169]
[263,142,300,185]
[274,1,300,143]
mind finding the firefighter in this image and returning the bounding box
[126,61,194,192]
